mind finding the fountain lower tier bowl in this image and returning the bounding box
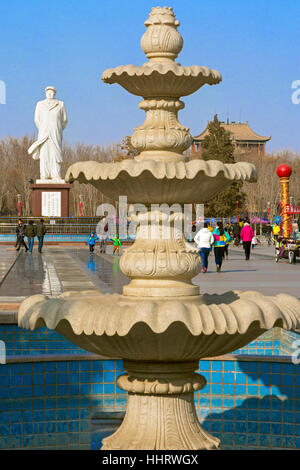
[18,290,300,361]
[65,159,256,204]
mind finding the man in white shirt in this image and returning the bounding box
[194,222,214,273]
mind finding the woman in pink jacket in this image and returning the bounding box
[240,222,255,261]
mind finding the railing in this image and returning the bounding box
[0,224,101,235]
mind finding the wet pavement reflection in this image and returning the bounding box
[0,252,52,297]
[69,249,129,294]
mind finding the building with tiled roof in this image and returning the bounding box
[192,120,271,155]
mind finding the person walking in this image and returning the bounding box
[194,222,214,273]
[265,223,273,245]
[97,216,109,254]
[251,233,257,250]
[15,219,28,252]
[25,220,37,254]
[212,222,230,272]
[232,222,241,247]
[88,232,98,253]
[112,234,121,255]
[240,221,255,261]
[272,222,281,244]
[36,218,47,253]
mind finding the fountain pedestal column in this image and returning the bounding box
[102,361,220,450]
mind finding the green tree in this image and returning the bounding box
[201,115,245,218]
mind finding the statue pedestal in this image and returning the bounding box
[30,183,72,217]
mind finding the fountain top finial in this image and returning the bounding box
[141,6,183,62]
[144,6,180,27]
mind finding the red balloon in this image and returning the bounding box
[276,164,292,178]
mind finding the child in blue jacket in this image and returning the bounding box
[88,232,98,253]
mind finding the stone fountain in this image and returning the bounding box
[19,7,300,450]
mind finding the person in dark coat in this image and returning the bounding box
[36,219,47,253]
[15,219,28,252]
[25,220,37,254]
[232,222,241,246]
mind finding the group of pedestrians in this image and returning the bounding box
[194,221,230,273]
[15,219,47,254]
[194,219,257,272]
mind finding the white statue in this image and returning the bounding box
[28,86,68,183]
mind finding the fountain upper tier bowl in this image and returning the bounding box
[65,159,256,204]
[102,63,222,98]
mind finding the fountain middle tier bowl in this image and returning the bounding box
[18,290,300,362]
[65,160,256,204]
[101,63,222,97]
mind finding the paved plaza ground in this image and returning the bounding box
[0,243,298,306]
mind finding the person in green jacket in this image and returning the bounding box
[113,234,121,255]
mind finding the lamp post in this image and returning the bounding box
[236,200,239,222]
[276,164,292,238]
[17,194,21,217]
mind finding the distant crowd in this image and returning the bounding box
[193,219,283,273]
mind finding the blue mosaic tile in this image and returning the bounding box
[223,398,234,408]
[283,363,296,374]
[248,385,259,396]
[211,398,222,408]
[235,385,246,395]
[271,435,283,447]
[235,421,247,433]
[247,434,259,446]
[248,421,259,433]
[236,373,247,384]
[92,384,103,394]
[211,362,222,371]
[69,409,79,420]
[235,408,247,421]
[223,372,234,383]
[69,421,79,432]
[104,384,115,394]
[115,360,123,370]
[223,384,234,395]
[211,372,222,383]
[284,411,295,423]
[248,362,259,373]
[45,363,56,372]
[222,433,234,445]
[104,372,115,382]
[283,436,295,448]
[222,421,234,433]
[57,362,68,372]
[57,385,68,395]
[260,385,271,396]
[260,434,272,447]
[271,422,283,437]
[80,373,91,383]
[260,362,271,373]
[0,388,9,399]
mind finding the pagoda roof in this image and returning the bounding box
[193,121,271,143]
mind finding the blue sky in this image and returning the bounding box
[0,0,300,152]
